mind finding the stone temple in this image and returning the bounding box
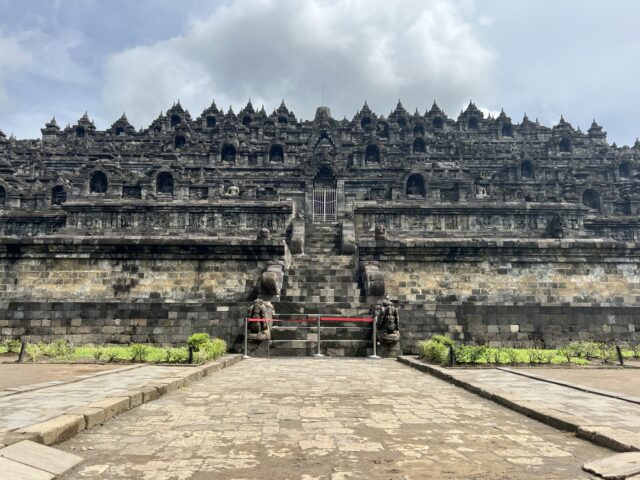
[0,98,639,356]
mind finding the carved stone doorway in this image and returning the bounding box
[313,166,337,223]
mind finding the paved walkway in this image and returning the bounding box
[451,368,640,435]
[0,365,186,433]
[60,359,607,479]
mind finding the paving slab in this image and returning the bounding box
[583,452,640,479]
[0,363,126,391]
[399,357,640,453]
[0,440,83,476]
[0,456,54,480]
[59,358,606,479]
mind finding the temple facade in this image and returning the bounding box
[0,99,639,354]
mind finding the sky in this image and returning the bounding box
[0,0,638,145]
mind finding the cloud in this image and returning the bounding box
[103,0,494,127]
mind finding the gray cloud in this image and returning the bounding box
[103,0,494,126]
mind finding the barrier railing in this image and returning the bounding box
[243,314,379,359]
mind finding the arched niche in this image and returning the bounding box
[76,126,85,138]
[365,144,380,163]
[502,124,513,137]
[396,116,407,128]
[559,138,571,153]
[0,185,6,207]
[242,115,252,126]
[156,172,174,195]
[51,186,66,205]
[313,166,336,188]
[413,137,426,154]
[270,144,284,163]
[520,161,535,179]
[170,114,181,127]
[413,123,425,136]
[468,117,479,129]
[376,121,389,138]
[582,189,600,211]
[174,135,186,149]
[221,144,236,163]
[206,116,216,128]
[406,173,426,197]
[277,116,288,125]
[360,116,372,129]
[432,117,444,129]
[90,171,108,194]
[619,161,632,179]
[115,127,125,136]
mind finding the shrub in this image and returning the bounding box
[26,343,45,362]
[91,345,105,362]
[489,348,505,365]
[429,335,455,348]
[130,344,151,363]
[505,348,519,365]
[598,343,617,364]
[46,339,74,359]
[3,339,22,354]
[456,345,488,365]
[577,341,600,359]
[104,347,120,362]
[634,344,640,359]
[558,342,582,363]
[187,333,211,352]
[418,339,449,365]
[164,347,188,364]
[194,338,227,364]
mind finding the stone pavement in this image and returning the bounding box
[0,364,187,433]
[60,359,608,479]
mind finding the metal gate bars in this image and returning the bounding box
[312,188,337,223]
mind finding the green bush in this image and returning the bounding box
[129,344,151,363]
[26,343,45,362]
[429,335,455,348]
[633,344,640,359]
[163,347,188,363]
[46,339,74,359]
[489,348,505,364]
[505,348,519,365]
[187,333,211,352]
[91,345,105,362]
[418,339,449,365]
[194,338,227,364]
[456,345,488,365]
[3,339,22,354]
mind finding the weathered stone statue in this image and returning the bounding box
[374,223,388,241]
[545,214,566,239]
[375,298,399,343]
[247,298,271,341]
[224,185,240,197]
[256,227,271,241]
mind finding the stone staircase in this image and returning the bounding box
[266,222,373,357]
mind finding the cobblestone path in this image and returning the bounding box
[0,365,186,432]
[59,359,607,479]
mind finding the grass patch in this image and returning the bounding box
[5,335,227,364]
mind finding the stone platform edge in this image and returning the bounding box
[397,355,640,453]
[0,354,243,448]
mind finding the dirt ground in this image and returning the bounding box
[0,357,123,390]
[511,367,640,398]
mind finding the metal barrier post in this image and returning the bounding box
[368,317,380,359]
[243,317,250,359]
[313,315,324,358]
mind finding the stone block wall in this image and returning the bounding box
[0,237,286,345]
[359,238,640,352]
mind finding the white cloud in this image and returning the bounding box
[103,0,494,127]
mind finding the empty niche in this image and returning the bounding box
[365,144,380,163]
[156,172,174,195]
[270,144,284,163]
[51,186,66,205]
[413,137,426,154]
[406,174,426,197]
[582,189,600,211]
[90,171,108,194]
